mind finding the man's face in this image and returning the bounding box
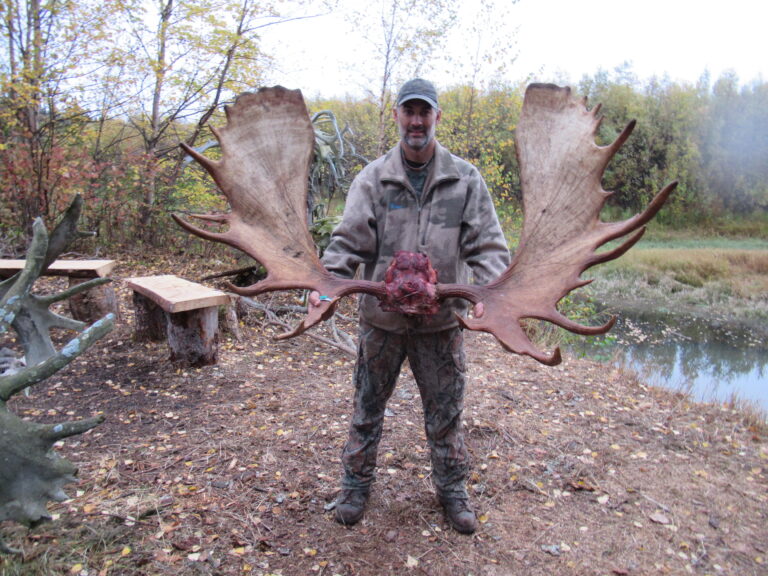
[394,99,441,153]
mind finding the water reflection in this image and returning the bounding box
[569,312,768,410]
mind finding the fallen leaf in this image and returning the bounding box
[541,544,561,556]
[650,511,670,525]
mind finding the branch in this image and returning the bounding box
[240,297,355,356]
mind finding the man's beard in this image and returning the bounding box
[401,126,434,151]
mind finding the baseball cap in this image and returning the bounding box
[396,78,439,109]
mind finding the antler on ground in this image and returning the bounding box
[438,84,676,364]
[0,209,115,554]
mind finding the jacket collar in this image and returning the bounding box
[380,141,461,189]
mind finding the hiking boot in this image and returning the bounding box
[440,495,478,534]
[334,488,369,526]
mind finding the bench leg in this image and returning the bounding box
[132,292,167,341]
[166,307,219,367]
[69,279,120,323]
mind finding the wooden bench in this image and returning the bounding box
[126,275,232,367]
[0,258,118,322]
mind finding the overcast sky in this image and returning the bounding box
[259,0,765,99]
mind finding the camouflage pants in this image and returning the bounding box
[340,321,469,498]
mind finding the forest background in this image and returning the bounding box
[1,0,767,256]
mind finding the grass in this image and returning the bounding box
[583,236,768,327]
[596,246,768,295]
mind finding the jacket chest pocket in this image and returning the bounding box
[379,187,419,258]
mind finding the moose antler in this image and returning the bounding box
[439,84,676,364]
[176,84,675,364]
[173,87,386,336]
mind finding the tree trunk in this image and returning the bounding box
[166,307,219,367]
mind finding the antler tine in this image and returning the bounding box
[603,119,637,159]
[588,227,646,268]
[625,180,678,229]
[181,142,219,175]
[458,312,563,366]
[544,308,616,335]
[597,180,678,247]
[171,213,233,247]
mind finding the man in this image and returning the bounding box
[311,78,510,534]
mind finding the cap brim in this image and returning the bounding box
[397,95,438,109]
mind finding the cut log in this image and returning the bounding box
[132,292,167,342]
[68,277,119,323]
[167,306,219,366]
[126,275,231,367]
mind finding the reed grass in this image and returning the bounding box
[591,247,768,312]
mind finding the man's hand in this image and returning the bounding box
[308,290,324,308]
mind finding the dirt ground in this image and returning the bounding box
[1,257,767,576]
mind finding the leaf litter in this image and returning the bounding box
[0,255,766,575]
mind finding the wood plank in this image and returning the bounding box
[0,259,116,278]
[126,275,230,313]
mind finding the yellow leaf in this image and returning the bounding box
[303,548,317,556]
[70,564,83,574]
[121,546,131,556]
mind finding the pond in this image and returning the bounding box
[568,311,768,412]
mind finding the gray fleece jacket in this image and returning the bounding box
[322,141,510,333]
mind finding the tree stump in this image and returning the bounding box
[132,292,167,342]
[166,307,219,367]
[69,278,120,323]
